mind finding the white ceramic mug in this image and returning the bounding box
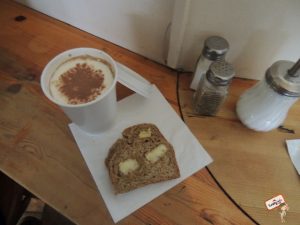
[41,48,118,134]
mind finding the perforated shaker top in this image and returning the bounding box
[207,60,235,85]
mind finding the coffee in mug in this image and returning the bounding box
[41,48,118,134]
[49,55,114,105]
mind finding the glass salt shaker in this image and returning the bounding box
[236,59,300,132]
[190,36,229,90]
[193,60,235,116]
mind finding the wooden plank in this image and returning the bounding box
[0,1,255,224]
[179,72,300,225]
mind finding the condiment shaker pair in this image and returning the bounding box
[191,36,235,116]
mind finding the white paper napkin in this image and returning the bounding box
[69,85,213,223]
[286,139,300,175]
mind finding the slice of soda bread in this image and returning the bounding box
[106,123,180,194]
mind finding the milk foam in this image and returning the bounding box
[49,55,114,105]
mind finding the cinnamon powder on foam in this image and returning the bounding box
[50,55,115,105]
[57,62,105,104]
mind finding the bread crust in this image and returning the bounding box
[106,123,180,194]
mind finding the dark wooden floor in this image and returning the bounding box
[0,172,74,225]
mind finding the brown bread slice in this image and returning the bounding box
[105,123,180,194]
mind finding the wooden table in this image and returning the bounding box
[0,1,297,224]
[179,74,300,225]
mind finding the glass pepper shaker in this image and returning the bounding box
[190,36,229,90]
[193,60,235,116]
[236,59,300,132]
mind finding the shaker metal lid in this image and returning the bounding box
[203,36,229,60]
[207,60,235,85]
[266,60,300,97]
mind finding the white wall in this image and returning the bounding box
[16,0,174,64]
[17,0,300,80]
[178,0,300,79]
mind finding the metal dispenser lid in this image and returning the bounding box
[202,36,229,60]
[207,60,235,86]
[266,59,300,97]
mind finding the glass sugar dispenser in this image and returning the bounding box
[193,60,235,116]
[236,59,300,132]
[190,36,229,90]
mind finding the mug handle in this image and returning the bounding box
[116,62,153,98]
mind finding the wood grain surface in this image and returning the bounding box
[0,1,255,224]
[179,73,300,225]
